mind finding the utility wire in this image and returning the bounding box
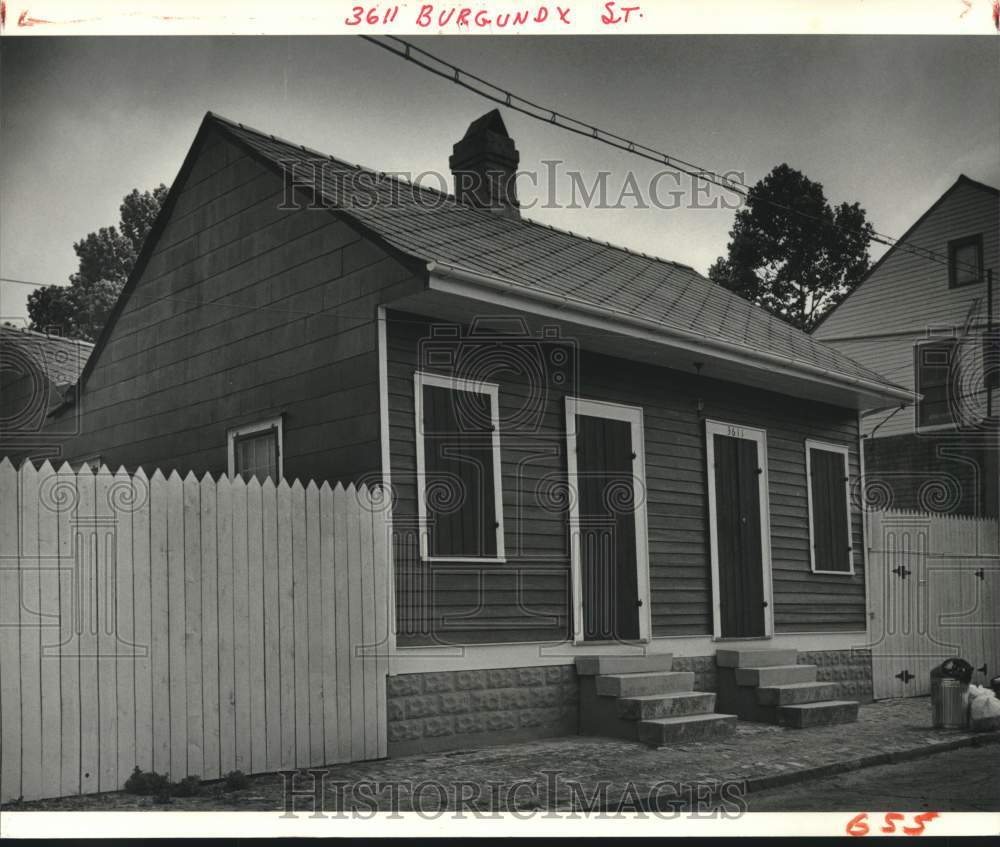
[360,34,984,278]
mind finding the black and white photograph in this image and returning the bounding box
[0,2,998,837]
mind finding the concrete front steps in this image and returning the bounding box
[715,647,859,729]
[577,654,737,747]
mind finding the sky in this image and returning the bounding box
[2,35,998,323]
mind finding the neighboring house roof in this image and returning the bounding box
[812,175,1000,337]
[0,326,93,395]
[73,111,910,407]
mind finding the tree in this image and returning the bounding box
[28,185,168,342]
[708,164,874,332]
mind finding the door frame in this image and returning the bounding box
[704,418,775,640]
[565,396,652,644]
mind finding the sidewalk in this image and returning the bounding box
[4,697,998,812]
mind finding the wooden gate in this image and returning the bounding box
[867,509,1000,699]
[0,459,392,804]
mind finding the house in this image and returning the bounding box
[0,325,93,464]
[813,176,1000,519]
[49,110,912,753]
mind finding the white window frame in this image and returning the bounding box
[227,416,284,480]
[414,371,505,563]
[565,396,652,644]
[704,419,775,640]
[804,439,855,576]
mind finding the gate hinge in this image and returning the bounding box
[891,565,911,579]
[895,669,914,684]
[974,568,985,580]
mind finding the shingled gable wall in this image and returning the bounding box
[59,126,422,483]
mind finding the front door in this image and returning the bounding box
[567,400,648,642]
[706,421,772,639]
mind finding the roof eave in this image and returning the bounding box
[425,260,912,410]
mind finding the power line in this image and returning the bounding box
[360,34,984,278]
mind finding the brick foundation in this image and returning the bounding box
[798,649,874,703]
[386,649,873,755]
[387,666,579,756]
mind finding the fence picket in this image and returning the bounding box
[291,480,309,767]
[319,482,338,765]
[199,473,220,781]
[149,470,171,775]
[56,462,81,797]
[246,478,266,774]
[112,466,136,790]
[231,476,251,774]
[276,480,295,770]
[358,485,377,760]
[132,468,152,774]
[333,484,351,763]
[261,479,281,772]
[18,461,43,800]
[182,473,204,781]
[346,484,364,762]
[0,459,22,804]
[36,461,62,800]
[215,475,236,776]
[306,481,324,766]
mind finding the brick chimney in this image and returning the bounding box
[449,110,520,219]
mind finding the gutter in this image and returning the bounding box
[425,261,913,407]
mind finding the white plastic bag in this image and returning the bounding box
[968,684,1000,731]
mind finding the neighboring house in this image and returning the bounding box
[48,110,911,752]
[814,176,1000,519]
[0,325,93,464]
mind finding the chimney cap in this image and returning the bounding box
[461,109,511,140]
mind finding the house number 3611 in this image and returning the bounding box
[726,426,746,439]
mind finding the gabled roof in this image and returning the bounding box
[74,111,909,407]
[812,174,1000,336]
[211,113,902,394]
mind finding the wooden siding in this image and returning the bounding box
[815,179,999,440]
[387,310,867,645]
[59,127,422,483]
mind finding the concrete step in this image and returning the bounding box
[638,713,737,746]
[716,647,799,668]
[617,691,717,721]
[778,700,860,729]
[756,681,840,706]
[576,654,674,676]
[735,664,817,687]
[595,671,696,698]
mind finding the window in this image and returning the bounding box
[805,441,853,575]
[414,372,504,561]
[227,417,282,482]
[948,234,983,288]
[914,339,959,429]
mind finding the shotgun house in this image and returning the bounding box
[51,110,911,754]
[813,175,1000,520]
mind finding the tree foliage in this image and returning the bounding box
[28,185,168,342]
[708,164,874,332]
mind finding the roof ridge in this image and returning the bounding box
[207,111,699,275]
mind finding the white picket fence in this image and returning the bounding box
[0,458,391,804]
[867,509,1000,700]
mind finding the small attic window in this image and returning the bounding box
[948,234,983,288]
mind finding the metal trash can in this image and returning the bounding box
[931,677,968,729]
[930,658,973,729]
